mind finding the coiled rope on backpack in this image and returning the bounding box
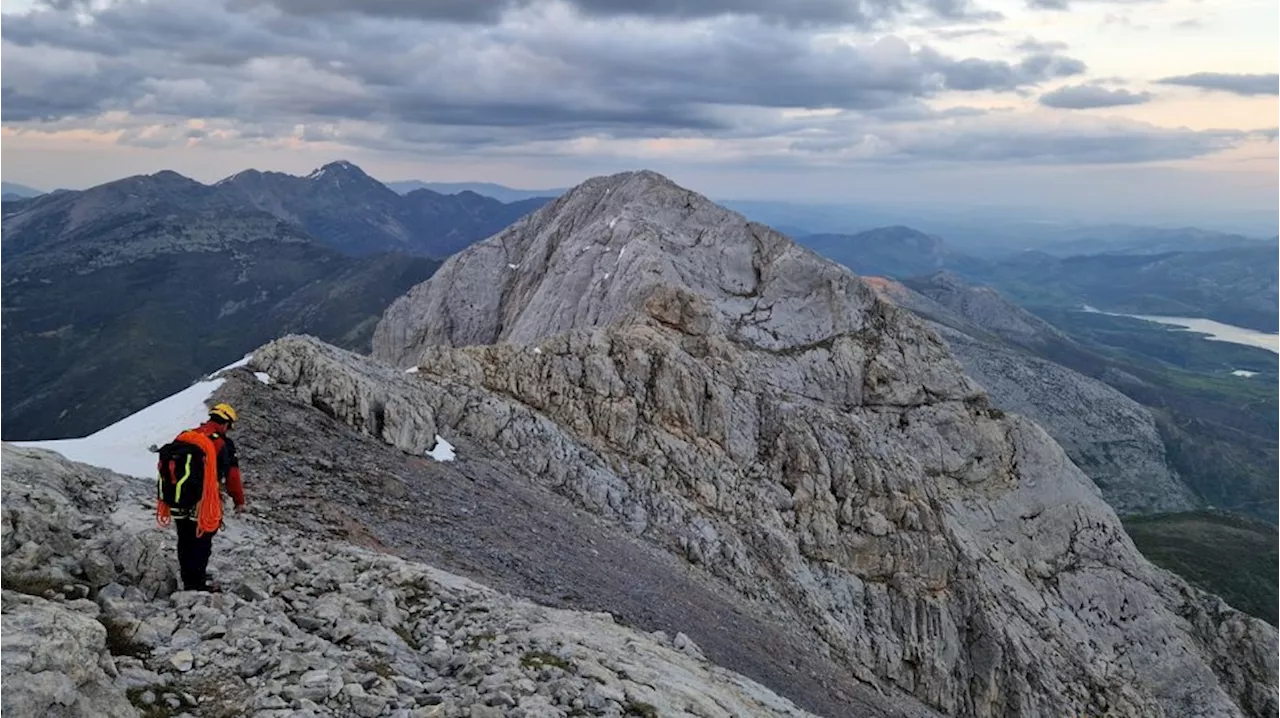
[154,430,222,536]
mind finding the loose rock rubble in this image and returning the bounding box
[1,444,820,718]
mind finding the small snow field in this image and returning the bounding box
[8,351,461,476]
[9,353,254,479]
[427,435,456,462]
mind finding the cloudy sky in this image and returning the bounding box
[1,0,1276,224]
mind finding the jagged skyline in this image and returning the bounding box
[1,0,1275,223]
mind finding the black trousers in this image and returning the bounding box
[175,518,217,591]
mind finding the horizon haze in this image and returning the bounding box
[1,0,1276,232]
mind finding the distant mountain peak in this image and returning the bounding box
[214,168,263,186]
[308,160,370,182]
[373,168,884,360]
[87,170,205,196]
[1,181,44,198]
[385,179,568,202]
[203,160,547,257]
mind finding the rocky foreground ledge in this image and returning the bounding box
[1,444,819,718]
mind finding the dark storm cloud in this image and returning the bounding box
[921,50,1086,92]
[1039,84,1153,109]
[0,0,1255,168]
[1,86,112,122]
[233,0,519,24]
[0,0,1084,135]
[242,0,1002,28]
[1155,73,1279,97]
[0,45,155,121]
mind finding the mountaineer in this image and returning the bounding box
[154,402,246,592]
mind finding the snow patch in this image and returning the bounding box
[12,351,258,479]
[427,435,456,462]
[214,170,251,186]
[608,218,618,229]
[254,372,272,385]
[307,168,326,180]
[1232,369,1258,378]
[508,263,520,269]
[405,366,420,374]
[218,353,254,373]
[13,377,227,479]
[603,273,610,280]
[533,347,542,355]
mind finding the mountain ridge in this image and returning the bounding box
[0,179,444,440]
[1,437,847,718]
[1,180,44,199]
[356,168,1276,716]
[386,179,568,203]
[212,160,551,258]
[5,161,549,260]
[0,159,551,440]
[3,166,1275,717]
[861,273,1198,516]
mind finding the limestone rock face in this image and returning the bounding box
[1,444,825,718]
[2,591,139,718]
[288,170,1276,717]
[372,170,904,367]
[870,272,1196,515]
[925,322,1196,514]
[2,446,175,599]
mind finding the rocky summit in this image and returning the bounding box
[360,170,1275,716]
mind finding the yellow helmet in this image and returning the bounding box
[209,402,238,424]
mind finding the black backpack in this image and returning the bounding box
[155,432,211,510]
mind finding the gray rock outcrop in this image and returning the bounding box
[901,271,1072,349]
[323,170,1278,717]
[2,591,139,718]
[865,274,1196,514]
[1,443,824,718]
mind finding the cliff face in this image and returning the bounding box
[259,169,1279,717]
[865,273,1196,515]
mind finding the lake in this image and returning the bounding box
[1081,306,1280,355]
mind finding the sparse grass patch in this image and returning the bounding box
[2,572,70,598]
[393,625,420,651]
[354,655,395,678]
[521,650,573,672]
[463,632,496,650]
[125,686,180,718]
[99,616,151,658]
[624,700,660,718]
[1123,510,1278,625]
